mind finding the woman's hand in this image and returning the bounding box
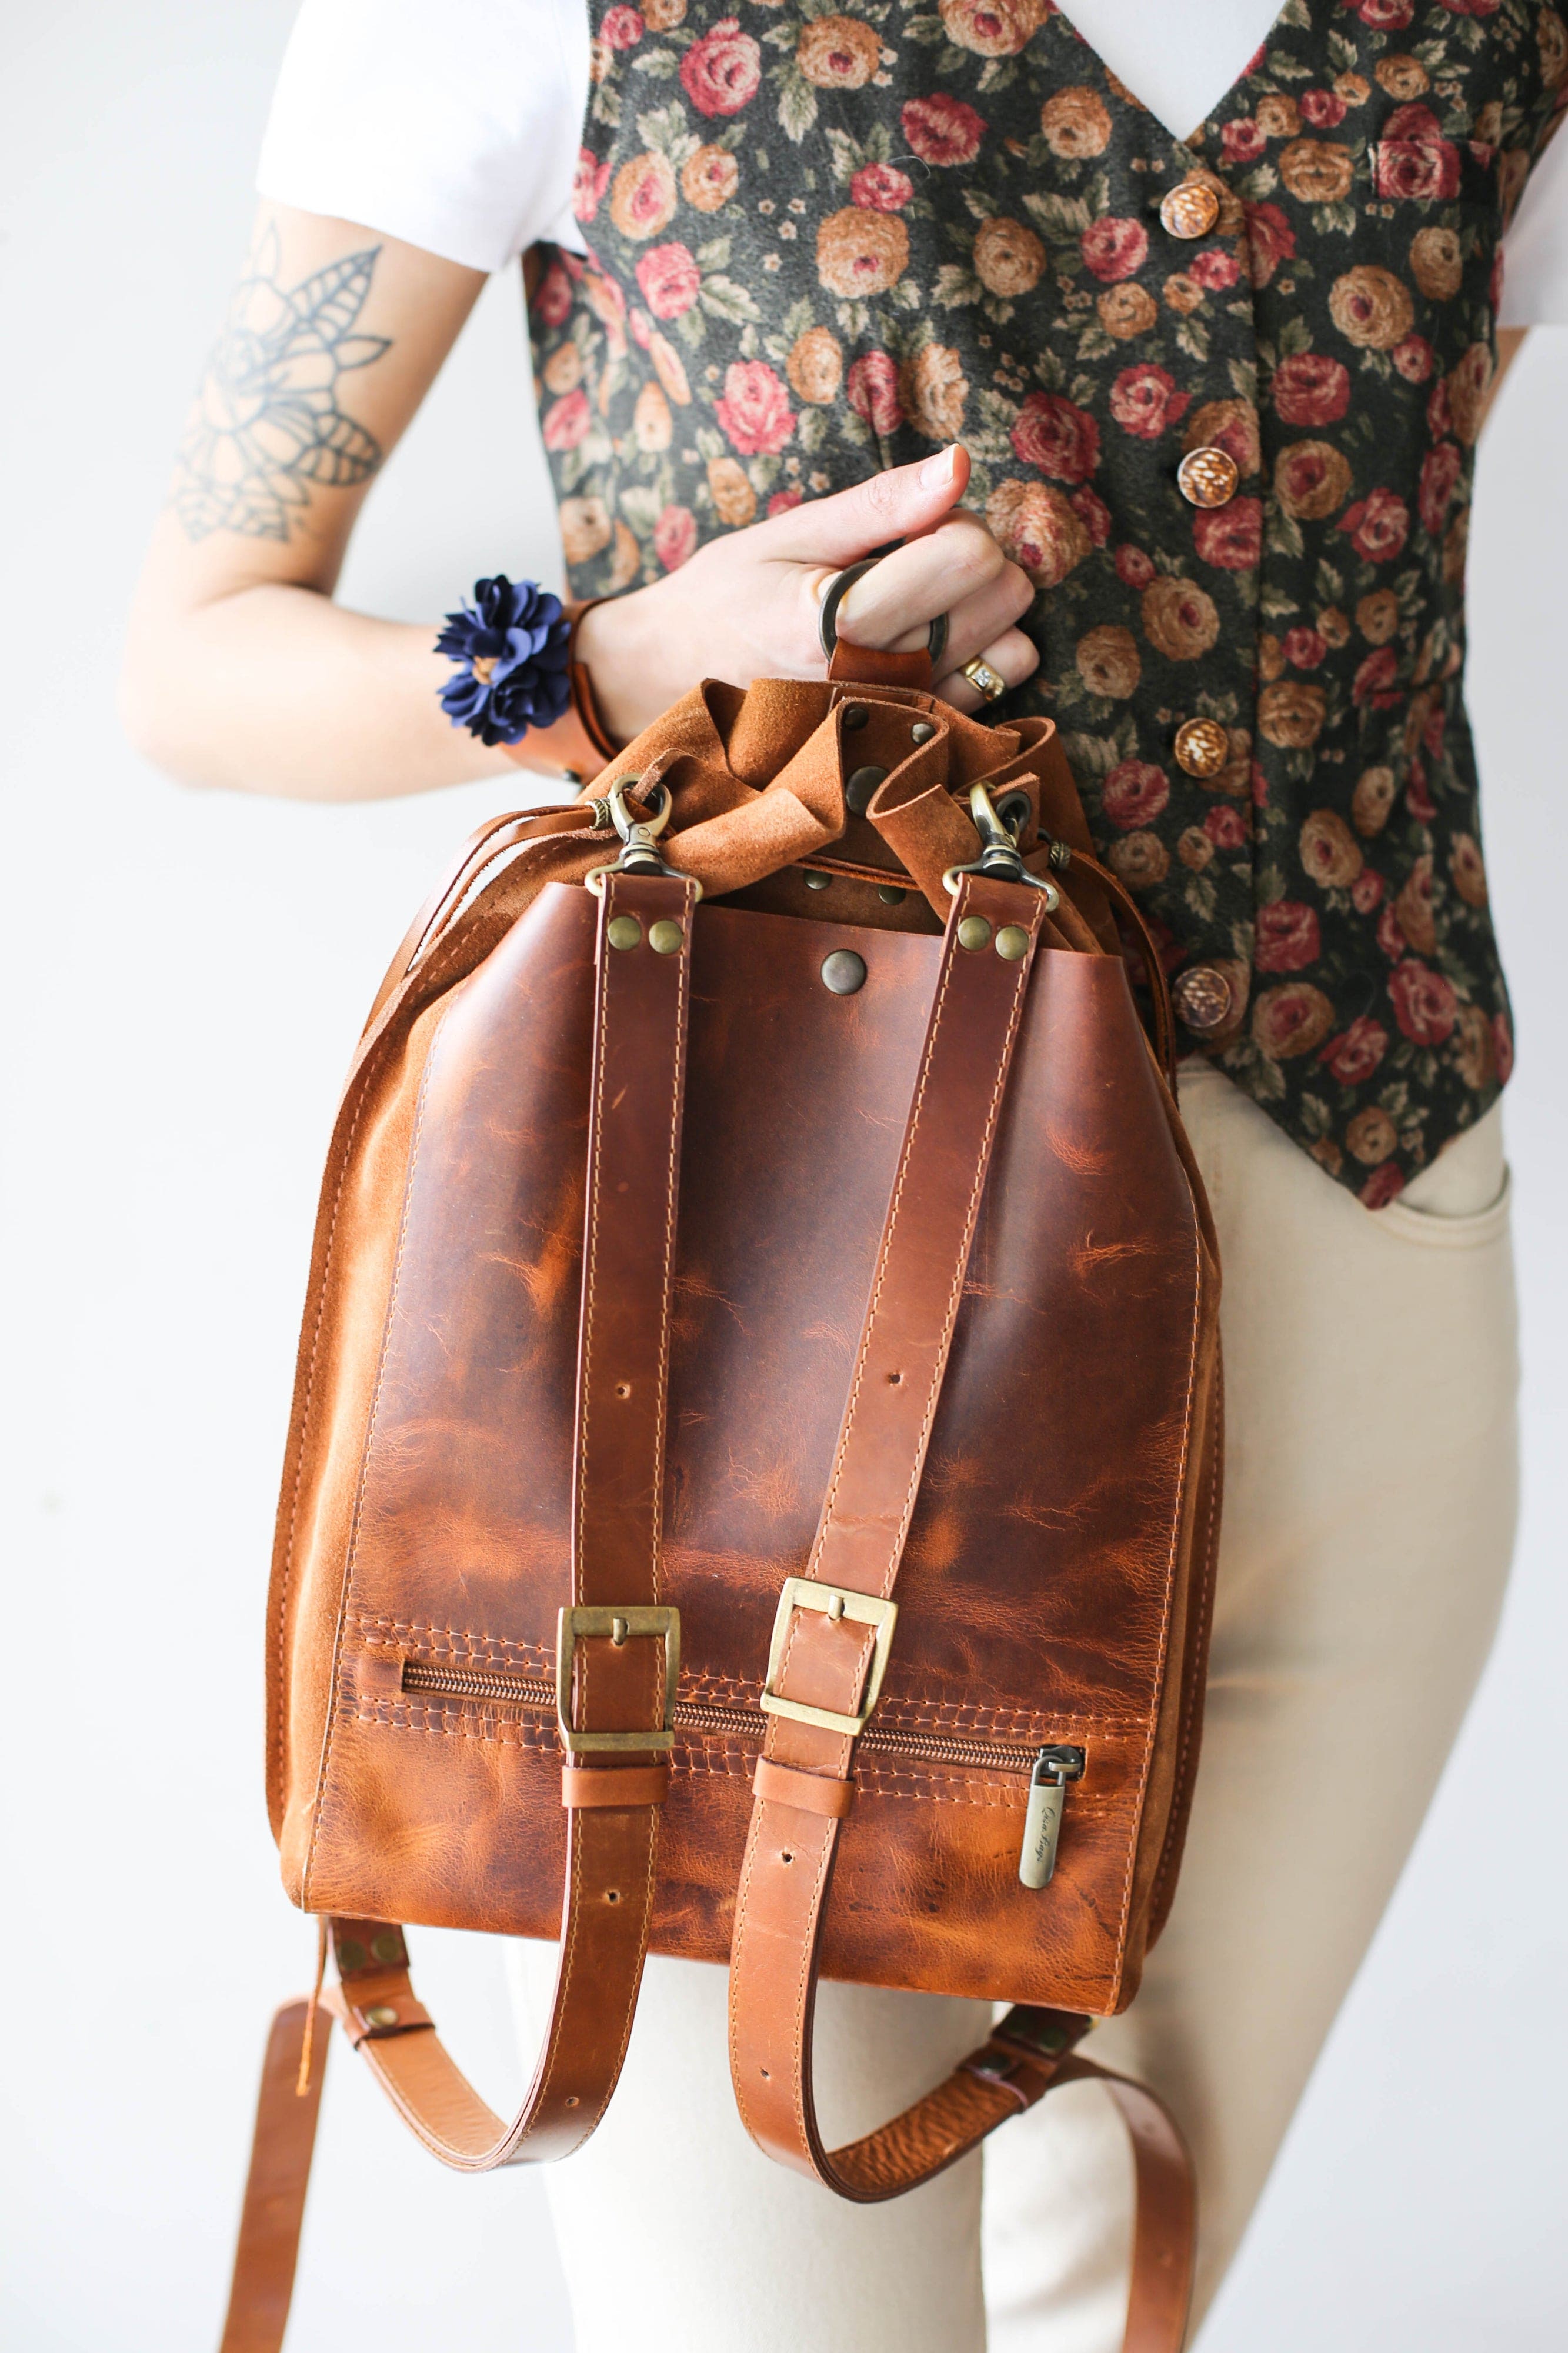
[576,445,1039,746]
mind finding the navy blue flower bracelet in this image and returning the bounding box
[435,574,573,747]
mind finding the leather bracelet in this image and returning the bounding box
[496,600,618,780]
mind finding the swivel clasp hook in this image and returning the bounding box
[941,781,1060,905]
[585,774,702,899]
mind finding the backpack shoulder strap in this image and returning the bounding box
[222,865,696,2348]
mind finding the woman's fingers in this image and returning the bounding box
[896,559,1036,672]
[933,627,1040,715]
[765,444,971,568]
[829,510,1019,649]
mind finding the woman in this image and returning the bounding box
[123,4,1566,2348]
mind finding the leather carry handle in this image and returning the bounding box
[724,870,1195,2345]
[219,866,697,2348]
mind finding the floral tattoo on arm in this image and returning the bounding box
[174,226,390,541]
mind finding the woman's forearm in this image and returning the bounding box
[122,532,516,801]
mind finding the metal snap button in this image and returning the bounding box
[1177,446,1240,508]
[910,720,936,745]
[1173,718,1230,779]
[957,915,992,951]
[1173,964,1235,1033]
[804,870,831,891]
[363,2005,400,2028]
[842,703,869,731]
[606,914,642,951]
[1160,179,1221,239]
[820,949,868,995]
[877,884,906,904]
[846,764,889,816]
[648,918,685,954]
[995,925,1031,962]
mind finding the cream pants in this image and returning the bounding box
[513,1062,1517,2351]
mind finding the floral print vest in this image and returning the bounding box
[528,0,1566,1200]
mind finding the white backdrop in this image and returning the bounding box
[1,7,1563,2348]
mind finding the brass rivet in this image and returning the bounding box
[820,949,867,995]
[878,884,906,904]
[336,1938,368,1974]
[842,703,869,731]
[649,918,685,954]
[826,1592,846,1621]
[846,764,888,816]
[958,915,992,951]
[606,914,642,951]
[363,2005,399,2028]
[910,720,936,745]
[804,870,832,891]
[996,924,1030,962]
[370,1931,403,1966]
[611,1617,629,1645]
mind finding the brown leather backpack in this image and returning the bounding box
[219,646,1221,2353]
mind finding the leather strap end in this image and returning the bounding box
[827,639,933,694]
[752,1755,856,1819]
[561,1761,671,1809]
[340,1998,435,2047]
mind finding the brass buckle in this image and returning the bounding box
[555,1604,681,1755]
[759,1576,898,1739]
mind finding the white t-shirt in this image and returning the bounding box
[257,0,1568,326]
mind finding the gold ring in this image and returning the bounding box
[960,656,1007,702]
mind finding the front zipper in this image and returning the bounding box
[397,1659,1086,1880]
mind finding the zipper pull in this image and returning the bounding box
[1019,1745,1085,1889]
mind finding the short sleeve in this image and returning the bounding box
[256,0,590,274]
[1500,115,1568,327]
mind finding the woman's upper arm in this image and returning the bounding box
[145,201,486,609]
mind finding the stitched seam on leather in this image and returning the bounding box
[344,1708,1120,1815]
[589,1821,658,2137]
[302,1032,443,1909]
[1150,1349,1223,1928]
[819,892,1036,1603]
[650,885,693,1608]
[1107,1214,1205,1999]
[872,897,1037,1586]
[576,891,615,1640]
[272,1084,369,1822]
[728,1815,763,2134]
[783,1824,835,2164]
[529,1814,588,2151]
[356,1630,1146,1736]
[276,899,499,1858]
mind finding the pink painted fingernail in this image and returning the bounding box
[920,445,959,489]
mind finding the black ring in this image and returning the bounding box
[818,556,949,668]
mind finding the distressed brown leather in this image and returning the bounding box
[227,655,1220,2351]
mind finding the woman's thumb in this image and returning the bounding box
[763,444,970,565]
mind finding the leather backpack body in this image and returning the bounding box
[221,651,1221,2353]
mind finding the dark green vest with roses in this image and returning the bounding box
[528,0,1566,1199]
